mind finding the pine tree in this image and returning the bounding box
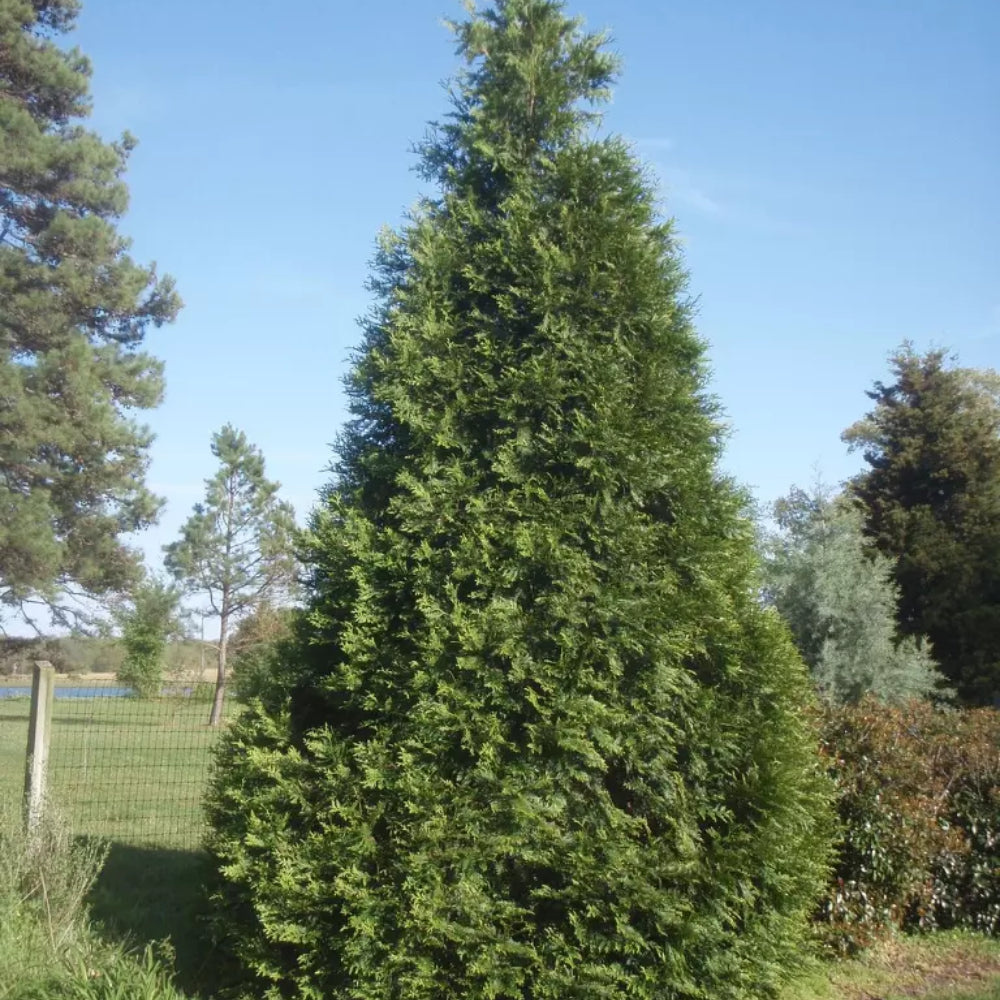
[0,0,180,627]
[207,4,831,997]
[165,426,296,726]
[762,483,944,704]
[844,346,1000,705]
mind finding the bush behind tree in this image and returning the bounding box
[229,602,297,704]
[816,699,1000,953]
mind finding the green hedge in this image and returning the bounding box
[817,699,1000,953]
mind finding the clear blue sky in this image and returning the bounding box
[73,0,998,566]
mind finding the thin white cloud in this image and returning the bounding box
[631,136,802,232]
[266,448,330,465]
[647,160,804,234]
[247,270,334,305]
[654,165,724,216]
[670,176,724,215]
[628,138,725,217]
[97,84,163,125]
[633,137,675,151]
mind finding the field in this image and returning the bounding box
[0,689,227,848]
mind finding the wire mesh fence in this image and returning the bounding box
[0,677,231,849]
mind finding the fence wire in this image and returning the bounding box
[0,680,230,849]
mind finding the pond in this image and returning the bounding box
[0,685,134,700]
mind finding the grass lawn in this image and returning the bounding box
[88,842,238,998]
[0,692,228,848]
[783,933,1000,1000]
[0,689,237,996]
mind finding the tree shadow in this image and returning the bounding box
[86,840,239,998]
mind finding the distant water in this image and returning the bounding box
[0,685,133,700]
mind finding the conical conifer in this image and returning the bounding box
[208,4,831,997]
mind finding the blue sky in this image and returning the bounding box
[73,0,998,567]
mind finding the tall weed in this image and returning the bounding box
[0,803,188,1000]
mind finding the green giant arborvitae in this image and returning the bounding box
[208,4,831,997]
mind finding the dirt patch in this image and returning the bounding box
[835,938,1000,1000]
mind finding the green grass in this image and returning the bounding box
[783,933,1000,1000]
[87,843,235,998]
[0,694,230,996]
[0,694,227,848]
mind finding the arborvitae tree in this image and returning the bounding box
[0,0,180,628]
[165,426,296,725]
[844,346,1000,705]
[207,3,831,998]
[762,483,944,704]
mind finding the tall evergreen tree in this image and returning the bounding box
[207,4,831,998]
[844,345,1000,705]
[165,426,296,726]
[0,0,180,627]
[762,483,944,704]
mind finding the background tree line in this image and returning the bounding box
[763,345,1000,708]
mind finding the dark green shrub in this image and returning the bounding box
[207,3,833,998]
[817,699,1000,952]
[0,637,75,676]
[928,710,1000,935]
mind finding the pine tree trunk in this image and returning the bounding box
[209,614,229,727]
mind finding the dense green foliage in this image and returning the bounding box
[0,0,180,628]
[844,347,1000,705]
[817,700,1000,954]
[165,426,296,725]
[116,578,182,698]
[207,3,831,998]
[763,483,944,703]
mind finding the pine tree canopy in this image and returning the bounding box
[207,3,831,998]
[0,0,179,626]
[165,425,297,725]
[844,345,1000,705]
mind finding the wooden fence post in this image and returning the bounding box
[23,660,55,833]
